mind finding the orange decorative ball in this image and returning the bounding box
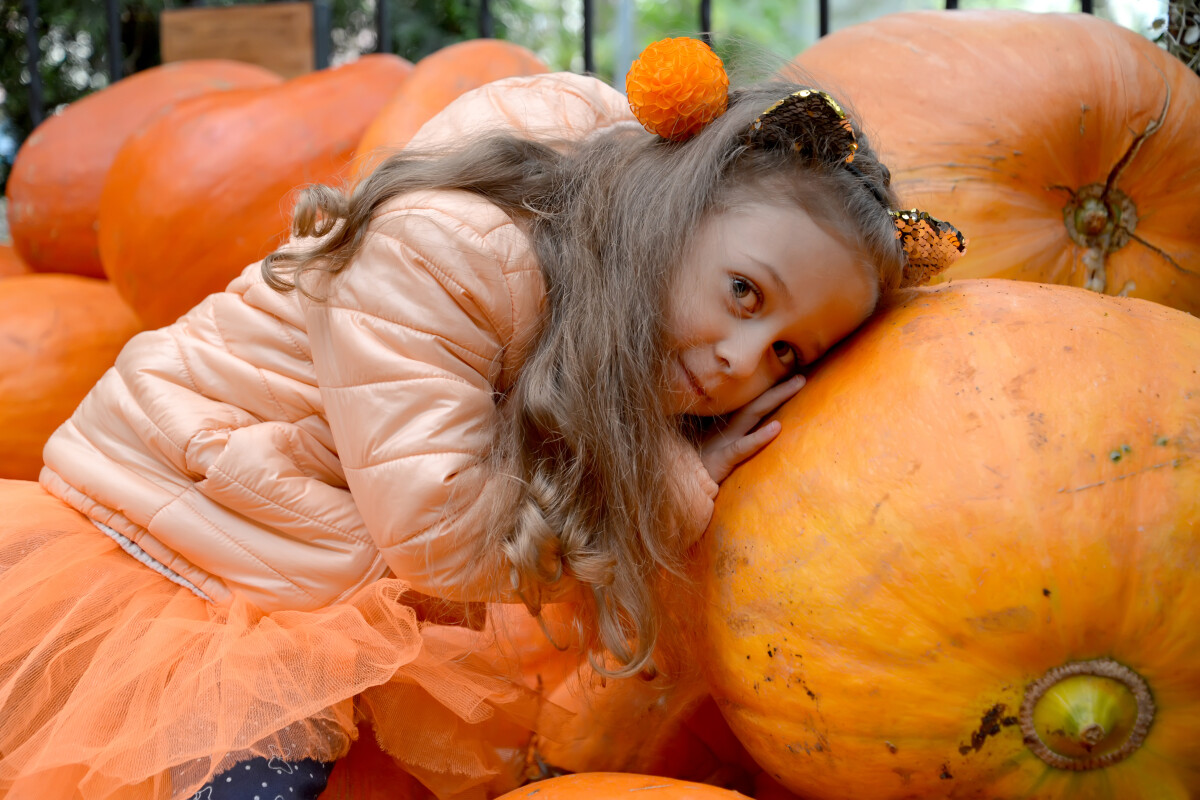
[626,37,729,141]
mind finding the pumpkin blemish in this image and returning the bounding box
[960,703,1009,755]
[885,741,898,754]
[1042,588,1051,597]
[939,764,954,780]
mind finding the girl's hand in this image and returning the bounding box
[700,375,806,484]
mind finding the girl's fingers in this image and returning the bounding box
[728,375,806,434]
[702,377,804,482]
[727,419,781,463]
[702,419,784,483]
[757,373,806,411]
[742,419,781,453]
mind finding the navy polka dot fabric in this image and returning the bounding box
[191,754,334,800]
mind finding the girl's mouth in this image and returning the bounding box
[680,358,711,401]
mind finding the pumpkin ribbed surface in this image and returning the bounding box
[98,54,412,328]
[793,10,1200,314]
[0,275,142,479]
[5,60,282,278]
[353,39,548,176]
[494,772,749,799]
[700,280,1200,799]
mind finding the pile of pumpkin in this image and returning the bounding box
[4,9,1200,800]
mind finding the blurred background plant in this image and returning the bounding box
[1154,0,1199,74]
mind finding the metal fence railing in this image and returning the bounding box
[14,0,1099,129]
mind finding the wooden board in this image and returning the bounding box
[161,2,314,80]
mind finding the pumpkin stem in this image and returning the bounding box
[1019,657,1155,771]
[1061,83,1172,294]
[1063,186,1138,293]
[1102,83,1170,201]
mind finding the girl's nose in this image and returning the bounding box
[717,338,766,380]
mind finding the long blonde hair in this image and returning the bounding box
[263,78,905,677]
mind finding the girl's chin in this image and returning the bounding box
[669,388,727,418]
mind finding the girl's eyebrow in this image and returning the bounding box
[748,255,791,302]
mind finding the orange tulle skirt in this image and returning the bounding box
[0,480,575,800]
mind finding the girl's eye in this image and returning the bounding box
[730,276,762,313]
[773,341,799,370]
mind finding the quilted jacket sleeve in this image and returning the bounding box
[305,191,541,602]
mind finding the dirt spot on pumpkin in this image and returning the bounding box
[787,674,818,704]
[966,606,1034,633]
[940,764,954,780]
[1026,412,1048,450]
[958,703,1019,756]
[784,731,832,759]
[866,494,890,527]
[1004,367,1037,403]
[713,548,750,579]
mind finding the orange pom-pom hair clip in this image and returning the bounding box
[626,37,729,142]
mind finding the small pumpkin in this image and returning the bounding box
[526,604,761,791]
[353,39,548,175]
[793,10,1200,313]
[318,723,433,800]
[0,275,142,480]
[98,54,412,328]
[494,773,750,799]
[533,668,741,787]
[699,280,1200,798]
[5,60,282,279]
[0,243,32,279]
[482,601,584,696]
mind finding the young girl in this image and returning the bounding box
[0,38,961,800]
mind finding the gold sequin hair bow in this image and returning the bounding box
[746,89,967,287]
[625,38,967,287]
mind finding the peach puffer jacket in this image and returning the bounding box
[39,73,718,614]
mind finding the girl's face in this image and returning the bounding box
[664,201,879,417]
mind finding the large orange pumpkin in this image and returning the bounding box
[793,11,1200,313]
[495,773,750,799]
[0,275,142,479]
[699,280,1200,798]
[98,54,412,328]
[0,243,32,279]
[353,39,548,175]
[5,60,282,279]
